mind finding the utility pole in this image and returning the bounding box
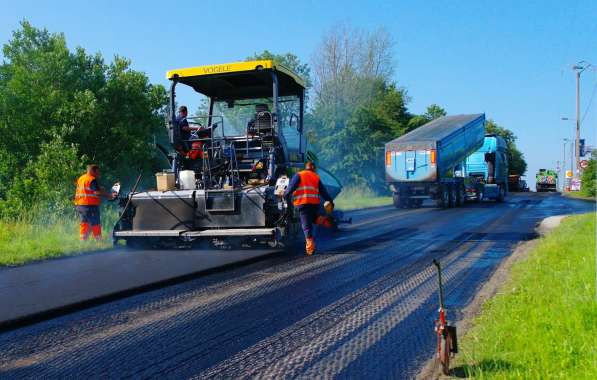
[575,68,580,176]
[572,61,593,178]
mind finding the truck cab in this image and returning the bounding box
[535,169,558,192]
[464,135,509,202]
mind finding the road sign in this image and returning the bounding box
[580,160,589,170]
[565,170,573,178]
[571,178,581,191]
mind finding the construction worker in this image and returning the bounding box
[284,161,334,255]
[177,105,209,160]
[176,105,192,141]
[74,164,115,240]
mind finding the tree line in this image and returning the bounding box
[250,26,527,192]
[0,22,527,219]
[0,22,168,218]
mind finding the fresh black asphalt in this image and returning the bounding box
[0,193,593,379]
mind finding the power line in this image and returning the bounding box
[581,78,597,125]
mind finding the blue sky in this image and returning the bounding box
[2,0,596,189]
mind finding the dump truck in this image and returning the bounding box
[535,169,558,192]
[113,60,341,248]
[463,135,509,202]
[385,114,486,208]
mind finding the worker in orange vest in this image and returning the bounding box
[74,164,115,240]
[284,161,334,255]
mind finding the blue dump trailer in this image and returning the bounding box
[385,114,486,208]
[463,135,509,202]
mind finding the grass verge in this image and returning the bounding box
[562,191,596,202]
[454,212,597,378]
[0,207,117,267]
[334,186,392,210]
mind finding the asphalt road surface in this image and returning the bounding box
[0,193,593,379]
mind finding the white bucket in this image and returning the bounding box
[179,170,196,190]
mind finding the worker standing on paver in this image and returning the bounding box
[284,161,334,255]
[74,164,115,240]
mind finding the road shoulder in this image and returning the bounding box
[416,214,569,379]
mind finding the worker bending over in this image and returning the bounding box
[284,161,334,255]
[74,164,115,240]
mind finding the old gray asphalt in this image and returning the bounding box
[0,193,593,379]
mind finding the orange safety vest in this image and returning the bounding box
[293,170,321,206]
[74,173,101,206]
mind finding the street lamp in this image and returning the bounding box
[562,138,572,191]
[560,117,575,180]
[556,160,561,190]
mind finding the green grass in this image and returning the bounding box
[0,208,117,266]
[562,191,596,202]
[456,213,597,379]
[334,186,393,210]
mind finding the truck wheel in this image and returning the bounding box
[455,185,465,207]
[497,185,505,202]
[437,186,450,208]
[448,185,456,208]
[393,193,402,208]
[475,189,483,203]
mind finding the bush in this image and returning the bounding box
[334,185,392,210]
[0,21,168,219]
[580,158,596,197]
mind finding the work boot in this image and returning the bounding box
[305,237,316,256]
[79,222,91,241]
[91,225,102,240]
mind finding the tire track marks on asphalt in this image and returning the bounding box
[194,240,490,379]
[0,195,557,378]
[0,254,357,371]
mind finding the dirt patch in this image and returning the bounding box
[416,215,566,379]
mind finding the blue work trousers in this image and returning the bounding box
[298,204,319,239]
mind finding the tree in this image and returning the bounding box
[485,119,527,175]
[0,21,168,218]
[308,25,397,170]
[406,104,447,132]
[310,25,394,124]
[424,104,447,120]
[305,25,453,193]
[246,50,311,89]
[580,151,596,197]
[315,81,410,192]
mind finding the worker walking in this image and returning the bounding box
[284,161,334,255]
[74,164,115,240]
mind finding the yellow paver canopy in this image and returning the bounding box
[166,60,305,100]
